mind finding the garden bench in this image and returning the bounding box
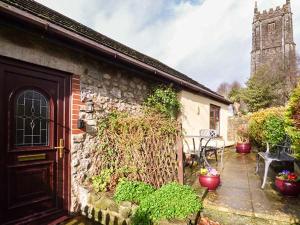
[183,129,225,169]
[256,137,294,189]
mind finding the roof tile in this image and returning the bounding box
[1,0,229,103]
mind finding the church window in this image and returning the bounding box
[286,19,291,29]
[268,22,276,33]
[255,27,259,36]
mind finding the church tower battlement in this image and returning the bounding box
[251,0,296,75]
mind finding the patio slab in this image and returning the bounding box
[199,148,300,225]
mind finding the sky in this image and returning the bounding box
[35,0,300,91]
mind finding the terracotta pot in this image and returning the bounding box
[199,175,220,191]
[236,142,251,154]
[275,177,300,197]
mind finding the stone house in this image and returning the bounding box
[0,0,231,224]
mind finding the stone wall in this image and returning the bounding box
[227,116,249,142]
[72,68,152,212]
[0,25,155,212]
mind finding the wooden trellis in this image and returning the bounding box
[95,135,180,189]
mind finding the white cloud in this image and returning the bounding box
[36,0,300,90]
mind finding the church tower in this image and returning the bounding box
[251,0,296,75]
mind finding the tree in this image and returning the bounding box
[216,82,231,99]
[228,82,242,102]
[228,82,244,115]
[217,81,242,100]
[217,81,244,115]
[242,53,300,113]
[242,67,275,112]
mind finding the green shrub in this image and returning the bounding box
[144,86,181,118]
[132,182,202,224]
[114,180,155,204]
[92,169,113,192]
[263,115,286,147]
[248,107,285,147]
[285,82,300,159]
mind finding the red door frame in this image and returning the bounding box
[0,55,71,224]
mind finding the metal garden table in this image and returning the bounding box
[183,129,225,169]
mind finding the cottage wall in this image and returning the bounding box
[179,90,234,148]
[0,25,153,211]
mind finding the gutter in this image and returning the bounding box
[0,1,232,105]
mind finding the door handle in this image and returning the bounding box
[54,138,64,158]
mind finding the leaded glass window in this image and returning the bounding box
[15,90,49,146]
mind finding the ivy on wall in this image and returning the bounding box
[144,86,181,119]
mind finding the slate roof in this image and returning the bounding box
[1,0,230,104]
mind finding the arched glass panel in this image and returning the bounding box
[15,90,49,146]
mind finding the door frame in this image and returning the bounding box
[0,55,72,224]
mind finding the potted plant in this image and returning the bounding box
[275,170,300,197]
[236,124,251,153]
[198,167,220,191]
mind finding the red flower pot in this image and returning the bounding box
[275,177,300,197]
[199,175,220,191]
[236,142,251,154]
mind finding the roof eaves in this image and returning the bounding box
[0,0,232,105]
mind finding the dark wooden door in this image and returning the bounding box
[0,56,71,224]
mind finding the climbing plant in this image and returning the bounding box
[91,86,182,191]
[93,111,180,190]
[144,86,181,118]
[285,82,300,159]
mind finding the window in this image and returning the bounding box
[210,104,220,133]
[286,18,291,30]
[268,22,276,33]
[255,27,259,36]
[15,90,49,146]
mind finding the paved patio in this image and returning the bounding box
[61,216,97,225]
[186,148,300,225]
[63,148,300,225]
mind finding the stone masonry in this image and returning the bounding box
[251,0,296,75]
[227,116,249,143]
[0,25,154,212]
[71,68,152,212]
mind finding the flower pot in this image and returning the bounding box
[199,175,220,191]
[275,177,300,197]
[236,142,251,154]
